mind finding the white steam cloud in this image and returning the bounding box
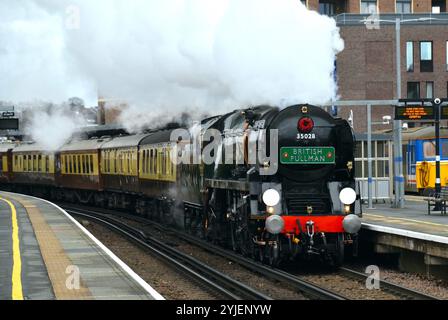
[0,0,344,141]
[24,106,88,150]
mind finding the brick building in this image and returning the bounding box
[302,0,448,133]
[302,0,447,14]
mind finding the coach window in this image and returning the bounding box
[61,155,65,173]
[167,149,172,176]
[420,41,433,72]
[38,155,42,172]
[151,149,155,174]
[161,149,166,175]
[82,155,86,174]
[142,150,146,174]
[105,151,109,173]
[423,141,436,159]
[70,155,74,173]
[148,149,152,174]
[154,149,158,175]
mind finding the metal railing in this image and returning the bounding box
[335,13,448,26]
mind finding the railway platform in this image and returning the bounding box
[361,196,448,279]
[0,191,163,300]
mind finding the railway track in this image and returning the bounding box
[338,267,439,300]
[68,209,271,300]
[64,205,347,300]
[64,204,439,300]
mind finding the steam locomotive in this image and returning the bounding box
[0,104,361,266]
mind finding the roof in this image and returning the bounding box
[101,134,150,149]
[12,143,55,153]
[59,137,112,152]
[71,124,129,140]
[0,143,16,152]
[140,130,177,146]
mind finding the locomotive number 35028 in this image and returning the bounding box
[296,133,316,140]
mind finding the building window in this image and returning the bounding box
[319,1,335,16]
[426,82,434,99]
[406,41,414,72]
[407,82,420,99]
[361,0,377,14]
[432,0,446,13]
[396,0,412,13]
[420,41,433,72]
[446,41,448,71]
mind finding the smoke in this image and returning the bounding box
[21,103,89,150]
[1,0,344,138]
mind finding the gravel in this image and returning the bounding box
[79,210,448,300]
[80,220,218,300]
[130,221,307,300]
[347,262,448,300]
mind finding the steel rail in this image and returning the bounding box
[63,205,347,300]
[67,209,272,300]
[339,267,439,300]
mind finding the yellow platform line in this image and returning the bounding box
[0,198,24,300]
[364,213,448,228]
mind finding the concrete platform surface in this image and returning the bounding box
[0,191,163,300]
[363,197,448,241]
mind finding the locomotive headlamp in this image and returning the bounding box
[297,116,314,133]
[342,214,361,234]
[339,187,357,205]
[265,214,284,234]
[262,189,280,207]
[266,206,275,214]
